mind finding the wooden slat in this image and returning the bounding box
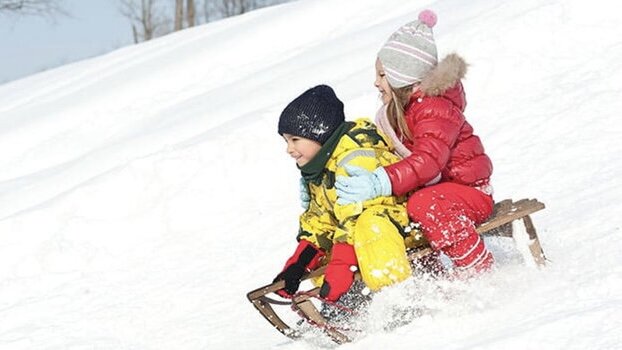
[247,266,326,301]
[493,199,512,214]
[249,297,298,339]
[293,288,351,344]
[513,198,532,207]
[487,199,514,237]
[478,199,545,234]
[522,215,547,266]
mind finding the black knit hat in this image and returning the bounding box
[278,85,345,145]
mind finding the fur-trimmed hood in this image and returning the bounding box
[419,53,467,96]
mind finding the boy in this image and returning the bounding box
[274,85,429,301]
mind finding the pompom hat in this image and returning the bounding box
[278,85,345,145]
[378,9,438,88]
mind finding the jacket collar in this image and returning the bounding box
[412,53,468,111]
[299,122,355,185]
[419,53,467,96]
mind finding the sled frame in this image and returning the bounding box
[247,198,546,344]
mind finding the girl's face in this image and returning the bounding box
[283,133,322,167]
[375,58,392,105]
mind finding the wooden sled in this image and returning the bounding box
[247,198,546,344]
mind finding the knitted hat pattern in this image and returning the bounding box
[378,9,438,88]
[278,85,345,145]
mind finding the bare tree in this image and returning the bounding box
[0,0,66,17]
[174,0,196,31]
[120,0,169,43]
[219,0,257,17]
[199,0,290,24]
[119,0,288,44]
[186,0,195,27]
[174,0,183,31]
[201,0,211,23]
[221,0,239,17]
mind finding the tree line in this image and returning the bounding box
[1,0,291,43]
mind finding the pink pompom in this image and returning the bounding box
[418,9,437,28]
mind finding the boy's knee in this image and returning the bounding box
[355,207,395,243]
[353,206,412,290]
[356,207,379,229]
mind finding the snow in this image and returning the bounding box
[1,0,621,349]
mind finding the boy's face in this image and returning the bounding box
[282,133,322,167]
[375,58,392,105]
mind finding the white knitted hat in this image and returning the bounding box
[378,10,438,88]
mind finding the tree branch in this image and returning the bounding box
[0,0,66,17]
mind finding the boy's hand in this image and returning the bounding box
[320,243,358,301]
[335,165,392,204]
[299,177,310,210]
[274,240,324,298]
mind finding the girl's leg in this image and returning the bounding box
[406,182,494,273]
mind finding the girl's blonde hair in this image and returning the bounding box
[386,85,415,141]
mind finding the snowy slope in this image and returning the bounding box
[1,0,621,349]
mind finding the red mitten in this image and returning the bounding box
[319,243,358,301]
[273,240,325,298]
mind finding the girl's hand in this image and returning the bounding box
[335,165,392,204]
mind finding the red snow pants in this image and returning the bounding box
[406,182,495,273]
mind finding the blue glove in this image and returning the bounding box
[300,177,310,210]
[335,165,392,205]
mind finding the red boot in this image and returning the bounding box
[443,231,494,274]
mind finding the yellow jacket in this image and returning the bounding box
[298,118,406,251]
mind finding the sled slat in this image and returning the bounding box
[478,199,545,234]
[246,266,328,340]
[478,198,546,267]
[249,297,298,339]
[494,199,513,213]
[522,215,547,266]
[293,288,352,344]
[486,199,514,237]
[247,266,326,301]
[513,198,531,207]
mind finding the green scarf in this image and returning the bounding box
[299,122,355,185]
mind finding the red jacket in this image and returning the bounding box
[384,55,492,196]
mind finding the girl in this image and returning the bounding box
[336,10,495,275]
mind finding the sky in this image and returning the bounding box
[0,0,621,349]
[0,0,132,84]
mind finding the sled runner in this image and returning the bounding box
[247,198,546,344]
